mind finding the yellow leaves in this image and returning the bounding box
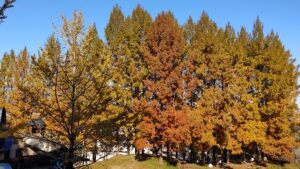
[0,6,297,164]
[189,108,216,149]
[227,136,242,154]
[0,12,127,155]
[264,136,296,162]
[61,11,84,48]
[237,120,266,145]
[201,131,216,146]
[0,122,27,138]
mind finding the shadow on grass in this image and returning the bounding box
[135,154,151,161]
[135,154,179,167]
[134,154,299,169]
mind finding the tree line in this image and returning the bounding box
[0,5,299,168]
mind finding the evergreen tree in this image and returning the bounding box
[183,16,196,45]
[104,5,153,155]
[0,50,15,105]
[7,48,32,126]
[105,5,125,51]
[116,5,152,154]
[256,30,298,161]
[187,12,223,160]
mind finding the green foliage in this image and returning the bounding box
[105,5,125,50]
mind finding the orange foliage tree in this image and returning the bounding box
[135,12,195,164]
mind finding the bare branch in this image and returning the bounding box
[0,0,16,23]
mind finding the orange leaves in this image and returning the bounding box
[264,136,296,161]
[161,108,191,151]
[135,12,192,152]
[0,5,298,164]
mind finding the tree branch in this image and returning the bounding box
[0,0,16,23]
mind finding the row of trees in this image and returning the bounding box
[0,5,299,168]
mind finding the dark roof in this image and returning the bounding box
[28,119,46,128]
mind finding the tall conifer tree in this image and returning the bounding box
[136,12,192,164]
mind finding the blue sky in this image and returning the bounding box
[0,0,299,64]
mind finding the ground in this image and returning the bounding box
[87,155,299,169]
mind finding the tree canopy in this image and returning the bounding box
[0,5,299,168]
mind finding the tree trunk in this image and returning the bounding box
[212,147,216,165]
[183,150,186,161]
[66,141,75,169]
[222,149,225,164]
[116,127,120,156]
[202,151,206,164]
[159,148,163,165]
[135,146,138,155]
[227,150,230,164]
[116,144,120,156]
[166,144,170,158]
[190,146,196,163]
[207,150,212,165]
[257,147,262,162]
[127,144,130,155]
[92,140,97,162]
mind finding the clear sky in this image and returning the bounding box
[0,0,299,64]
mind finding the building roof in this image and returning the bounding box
[28,119,46,128]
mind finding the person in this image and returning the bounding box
[3,136,14,160]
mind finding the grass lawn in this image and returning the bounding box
[89,155,207,169]
[88,155,299,169]
[265,163,299,169]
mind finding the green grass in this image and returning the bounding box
[90,155,175,169]
[266,163,299,169]
[87,155,299,169]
